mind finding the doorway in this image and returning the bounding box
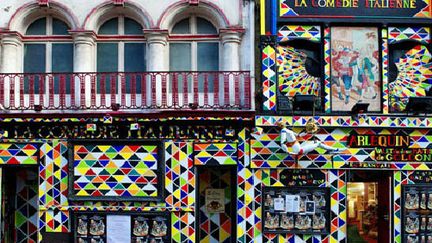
[197,166,236,243]
[1,167,38,243]
[347,170,391,243]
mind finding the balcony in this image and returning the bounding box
[0,71,251,114]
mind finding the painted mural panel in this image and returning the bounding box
[70,142,163,201]
[331,27,381,112]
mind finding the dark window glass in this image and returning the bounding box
[52,43,73,93]
[196,17,217,34]
[97,43,118,93]
[52,18,69,35]
[26,18,46,35]
[125,43,145,93]
[124,18,142,35]
[171,18,190,34]
[98,18,118,35]
[24,44,46,93]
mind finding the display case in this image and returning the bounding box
[402,185,432,243]
[73,211,170,243]
[262,186,330,235]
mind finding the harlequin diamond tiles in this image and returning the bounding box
[194,143,237,165]
[277,25,321,42]
[0,143,38,164]
[45,209,69,233]
[72,144,160,199]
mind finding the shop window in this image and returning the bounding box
[388,40,432,112]
[169,16,219,93]
[96,17,146,94]
[277,39,322,113]
[23,17,73,94]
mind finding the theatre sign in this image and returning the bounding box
[280,0,430,18]
[348,134,432,162]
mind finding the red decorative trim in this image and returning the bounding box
[168,34,219,40]
[38,0,49,7]
[220,27,246,33]
[113,0,125,6]
[157,0,230,29]
[22,36,73,41]
[189,0,199,5]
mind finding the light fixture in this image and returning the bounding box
[292,94,315,113]
[351,103,369,119]
[111,103,120,111]
[34,105,43,112]
[405,97,432,114]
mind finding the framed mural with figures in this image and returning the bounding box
[330,26,381,112]
[262,186,330,235]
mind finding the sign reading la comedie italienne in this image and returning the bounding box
[280,0,429,18]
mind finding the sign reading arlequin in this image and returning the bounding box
[348,133,432,162]
[280,0,430,18]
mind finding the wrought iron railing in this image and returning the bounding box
[0,71,251,111]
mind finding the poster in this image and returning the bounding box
[205,189,225,213]
[107,215,131,243]
[331,27,380,112]
[285,195,300,213]
[274,197,285,211]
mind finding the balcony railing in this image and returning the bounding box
[0,71,251,111]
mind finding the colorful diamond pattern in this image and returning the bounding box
[15,170,39,243]
[72,144,160,198]
[382,28,389,114]
[389,45,432,111]
[0,143,38,164]
[262,45,277,111]
[277,25,321,42]
[165,142,195,208]
[277,45,321,97]
[388,26,430,44]
[194,143,237,165]
[44,209,69,233]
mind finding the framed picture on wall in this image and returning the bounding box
[330,27,381,112]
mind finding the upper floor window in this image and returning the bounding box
[169,16,219,72]
[96,17,145,93]
[23,17,73,93]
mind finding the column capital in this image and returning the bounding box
[0,31,22,46]
[69,31,96,45]
[143,30,169,46]
[220,28,244,45]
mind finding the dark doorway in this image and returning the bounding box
[1,167,38,243]
[347,170,391,243]
[197,166,236,243]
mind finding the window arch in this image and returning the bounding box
[169,16,219,72]
[23,16,73,94]
[96,16,146,94]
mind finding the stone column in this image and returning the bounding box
[220,29,243,105]
[0,32,22,108]
[144,30,168,106]
[71,31,95,107]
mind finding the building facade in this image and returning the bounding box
[0,0,255,242]
[256,1,432,243]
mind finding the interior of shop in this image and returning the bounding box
[347,171,390,243]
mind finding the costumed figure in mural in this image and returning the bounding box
[356,48,378,102]
[333,46,360,104]
[277,120,344,155]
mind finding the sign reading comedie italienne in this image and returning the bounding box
[280,0,429,18]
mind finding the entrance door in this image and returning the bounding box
[197,166,236,243]
[1,167,38,243]
[347,170,391,243]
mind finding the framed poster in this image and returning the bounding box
[205,189,225,213]
[331,27,380,112]
[73,211,170,243]
[262,186,330,235]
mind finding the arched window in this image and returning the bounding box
[23,17,73,93]
[169,16,219,72]
[97,16,146,94]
